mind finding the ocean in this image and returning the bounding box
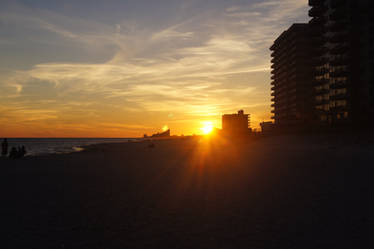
[2,138,140,156]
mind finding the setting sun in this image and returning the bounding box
[201,121,214,135]
[162,125,169,132]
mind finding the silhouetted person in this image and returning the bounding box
[9,147,17,159]
[1,138,8,157]
[8,146,26,159]
[20,146,26,157]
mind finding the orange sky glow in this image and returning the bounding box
[0,0,309,137]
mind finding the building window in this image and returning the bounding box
[336,100,347,106]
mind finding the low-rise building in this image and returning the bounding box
[260,121,275,134]
[222,110,251,135]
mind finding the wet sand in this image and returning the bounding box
[1,134,374,249]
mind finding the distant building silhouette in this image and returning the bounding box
[151,129,170,138]
[260,121,275,134]
[270,24,315,130]
[222,110,251,135]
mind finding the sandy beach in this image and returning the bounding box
[1,134,374,249]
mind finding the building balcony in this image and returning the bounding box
[315,88,329,94]
[315,67,329,76]
[315,98,329,104]
[330,93,349,101]
[309,16,326,26]
[309,0,324,6]
[309,6,326,17]
[329,57,349,66]
[315,56,329,65]
[271,81,275,85]
[330,0,348,9]
[330,8,348,21]
[329,33,349,44]
[290,49,310,57]
[271,98,275,102]
[310,40,326,51]
[309,26,325,36]
[327,21,348,33]
[315,108,327,114]
[271,92,275,96]
[314,78,329,86]
[330,69,349,78]
[330,80,348,89]
[330,44,349,55]
[329,105,348,113]
[314,46,329,55]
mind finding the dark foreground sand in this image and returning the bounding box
[1,134,374,249]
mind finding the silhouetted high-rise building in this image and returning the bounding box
[309,0,374,126]
[270,1,374,131]
[270,24,315,129]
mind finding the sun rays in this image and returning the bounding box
[200,121,214,135]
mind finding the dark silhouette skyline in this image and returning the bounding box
[270,0,374,131]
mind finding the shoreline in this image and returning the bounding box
[0,137,143,158]
[3,131,374,159]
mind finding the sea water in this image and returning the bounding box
[3,138,140,156]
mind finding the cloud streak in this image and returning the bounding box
[0,0,309,136]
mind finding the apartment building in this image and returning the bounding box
[309,0,374,126]
[222,110,250,135]
[270,24,315,129]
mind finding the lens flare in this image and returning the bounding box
[201,121,213,135]
[162,125,169,131]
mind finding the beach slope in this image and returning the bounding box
[1,135,374,249]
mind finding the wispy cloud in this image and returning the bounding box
[0,0,309,136]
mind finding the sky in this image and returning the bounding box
[0,0,309,137]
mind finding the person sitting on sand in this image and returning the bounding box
[17,146,26,158]
[20,146,26,157]
[9,147,18,159]
[8,146,26,159]
[1,138,8,157]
